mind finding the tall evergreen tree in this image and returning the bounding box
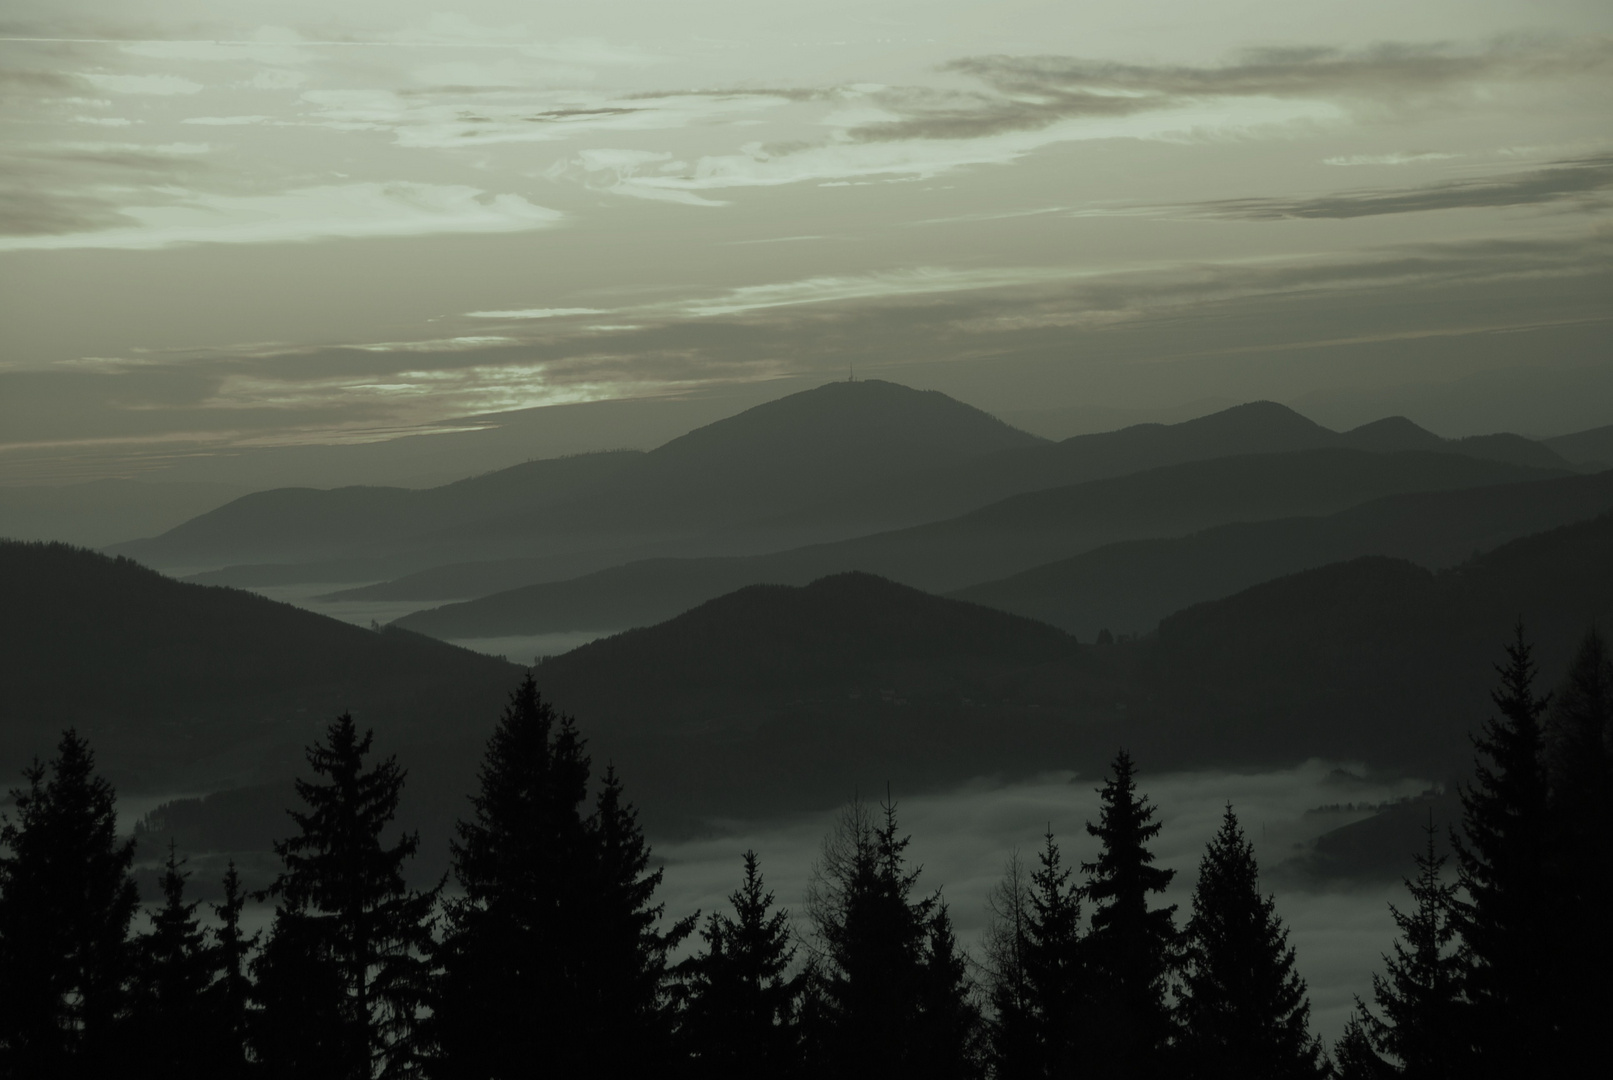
[985,831,1086,1079]
[432,676,689,1077]
[806,797,982,1079]
[127,845,221,1073]
[684,850,803,1077]
[1541,627,1613,1063]
[0,730,138,1078]
[211,861,256,1077]
[1175,805,1323,1079]
[1332,1011,1391,1080]
[1081,750,1177,1079]
[1361,815,1464,1079]
[1450,625,1552,1073]
[583,764,696,1066]
[253,713,437,1080]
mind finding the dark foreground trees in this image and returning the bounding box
[431,675,691,1077]
[1175,805,1323,1079]
[804,797,984,1079]
[0,730,138,1078]
[253,712,439,1079]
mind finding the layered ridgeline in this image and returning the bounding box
[393,448,1566,640]
[529,512,1613,824]
[112,381,1043,576]
[0,541,518,799]
[13,512,1613,871]
[115,380,1573,594]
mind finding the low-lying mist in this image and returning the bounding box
[655,760,1434,1045]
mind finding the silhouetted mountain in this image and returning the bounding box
[522,512,1613,824]
[0,541,518,796]
[951,469,1613,637]
[110,450,643,569]
[392,449,1559,639]
[0,479,245,548]
[1546,421,1613,469]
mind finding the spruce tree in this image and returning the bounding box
[986,831,1086,1079]
[684,850,803,1077]
[0,730,138,1077]
[253,713,437,1080]
[432,677,689,1076]
[1332,1011,1391,1080]
[583,764,696,1067]
[1450,625,1552,1072]
[211,861,256,1077]
[1081,750,1177,1079]
[806,797,982,1078]
[1542,628,1613,1064]
[127,845,219,1073]
[1175,805,1322,1079]
[1362,815,1464,1079]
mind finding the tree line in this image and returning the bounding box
[0,626,1606,1078]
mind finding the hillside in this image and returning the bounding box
[1546,421,1613,469]
[951,468,1613,637]
[525,513,1613,822]
[393,448,1560,638]
[0,541,520,796]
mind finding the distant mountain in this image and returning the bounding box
[0,479,245,548]
[0,541,518,797]
[525,513,1613,824]
[392,449,1561,639]
[110,450,644,569]
[1546,421,1613,469]
[951,468,1613,638]
[111,380,1042,572]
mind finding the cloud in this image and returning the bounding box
[464,308,606,320]
[1202,152,1613,219]
[78,72,202,95]
[0,181,563,250]
[844,38,1613,144]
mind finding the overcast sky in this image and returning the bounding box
[2,1,1610,483]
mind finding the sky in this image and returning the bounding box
[2,1,1611,484]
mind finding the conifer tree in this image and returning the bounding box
[1081,750,1177,1079]
[583,764,696,1066]
[1332,1011,1391,1080]
[1175,805,1323,1079]
[1541,628,1613,1064]
[684,850,803,1077]
[127,845,220,1072]
[0,730,138,1077]
[211,861,256,1077]
[253,713,437,1080]
[1362,815,1464,1078]
[432,677,689,1077]
[806,797,982,1078]
[985,831,1086,1079]
[1450,625,1552,1071]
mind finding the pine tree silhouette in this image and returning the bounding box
[986,830,1086,1079]
[0,730,138,1078]
[1541,628,1613,1064]
[210,860,256,1077]
[432,676,689,1076]
[1174,805,1323,1079]
[253,713,438,1080]
[1081,750,1177,1079]
[128,844,229,1073]
[1451,625,1553,1071]
[1361,814,1464,1078]
[1332,1011,1392,1080]
[806,797,982,1078]
[684,850,803,1077]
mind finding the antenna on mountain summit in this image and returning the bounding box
[849,363,856,382]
